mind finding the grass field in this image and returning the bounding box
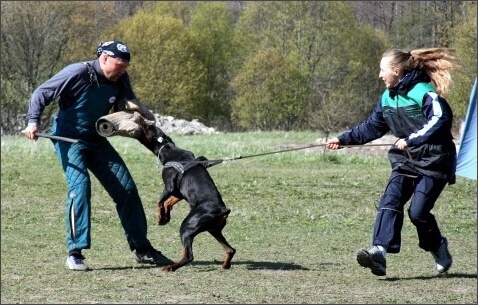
[1,131,476,304]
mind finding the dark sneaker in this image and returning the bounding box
[431,237,452,273]
[356,246,386,276]
[133,248,174,266]
[65,253,89,271]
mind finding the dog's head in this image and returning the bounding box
[145,125,175,157]
[133,112,175,156]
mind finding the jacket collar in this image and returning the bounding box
[389,69,431,97]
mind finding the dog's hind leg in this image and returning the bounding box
[208,210,236,269]
[161,207,224,272]
[161,217,200,272]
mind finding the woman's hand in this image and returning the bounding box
[326,137,341,150]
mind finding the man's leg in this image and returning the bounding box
[86,141,151,251]
[53,141,91,271]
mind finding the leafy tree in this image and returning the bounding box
[2,0,470,134]
[61,2,126,63]
[1,1,123,134]
[189,2,238,129]
[231,48,307,130]
[112,1,146,18]
[234,1,387,133]
[352,2,465,48]
[448,1,477,128]
[300,3,388,134]
[389,1,463,48]
[352,1,400,32]
[106,7,208,121]
[140,1,197,25]
[1,2,80,134]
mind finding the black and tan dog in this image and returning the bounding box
[133,115,236,272]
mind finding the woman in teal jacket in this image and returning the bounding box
[326,48,457,276]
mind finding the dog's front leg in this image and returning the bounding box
[156,188,172,225]
[158,195,183,225]
[157,169,183,225]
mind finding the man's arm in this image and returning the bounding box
[26,63,87,127]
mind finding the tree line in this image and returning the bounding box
[1,1,476,136]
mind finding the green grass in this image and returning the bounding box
[1,132,476,304]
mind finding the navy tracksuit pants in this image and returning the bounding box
[372,170,448,253]
[53,139,153,253]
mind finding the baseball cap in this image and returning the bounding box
[96,40,131,62]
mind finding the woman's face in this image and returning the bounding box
[100,54,129,81]
[379,56,401,89]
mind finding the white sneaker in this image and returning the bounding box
[65,254,89,271]
[431,237,452,273]
[356,246,386,276]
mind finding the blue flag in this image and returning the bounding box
[456,78,477,180]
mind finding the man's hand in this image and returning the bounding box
[125,99,156,122]
[21,125,39,141]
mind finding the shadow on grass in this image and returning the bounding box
[92,259,311,271]
[91,265,159,271]
[383,272,477,281]
[227,260,310,270]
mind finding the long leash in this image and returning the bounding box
[26,131,398,169]
[165,143,396,168]
[27,131,418,181]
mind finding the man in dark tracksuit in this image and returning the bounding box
[23,40,173,271]
[326,48,455,276]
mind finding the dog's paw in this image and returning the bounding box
[157,212,171,225]
[156,203,168,225]
[157,217,170,226]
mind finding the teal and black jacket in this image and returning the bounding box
[338,69,456,184]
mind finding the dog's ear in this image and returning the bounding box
[196,156,208,162]
[196,156,209,168]
[133,112,174,144]
[157,132,175,146]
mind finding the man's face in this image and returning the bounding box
[379,56,400,89]
[101,54,129,81]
